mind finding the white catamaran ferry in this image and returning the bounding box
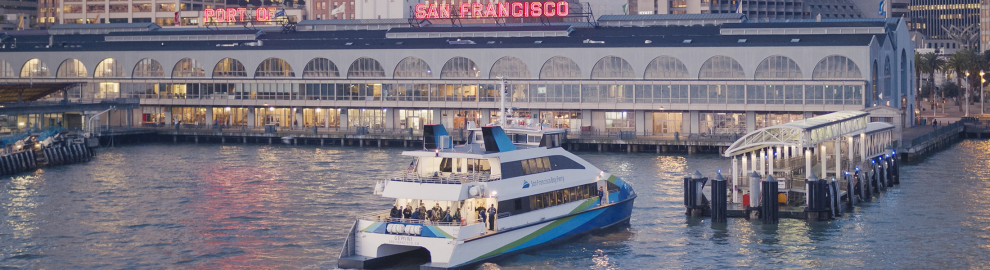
[338,84,636,269]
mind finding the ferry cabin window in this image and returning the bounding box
[500,155,585,179]
[539,133,563,148]
[439,158,453,172]
[497,183,597,217]
[425,158,491,174]
[607,181,620,193]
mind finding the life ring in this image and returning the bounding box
[460,218,466,226]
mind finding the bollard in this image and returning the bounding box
[846,171,856,209]
[805,173,825,221]
[892,155,900,185]
[761,175,779,224]
[711,172,728,224]
[748,172,761,220]
[683,170,709,217]
[829,178,840,218]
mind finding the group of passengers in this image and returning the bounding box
[390,202,461,224]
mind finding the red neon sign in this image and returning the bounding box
[413,1,569,19]
[204,7,279,23]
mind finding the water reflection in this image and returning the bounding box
[1,142,989,269]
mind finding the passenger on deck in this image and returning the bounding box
[390,204,400,218]
[432,203,442,220]
[426,209,434,222]
[477,205,487,224]
[453,208,462,225]
[441,207,452,222]
[597,186,605,205]
[403,204,412,219]
[411,209,421,220]
[487,204,497,230]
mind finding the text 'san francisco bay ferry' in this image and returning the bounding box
[338,83,636,269]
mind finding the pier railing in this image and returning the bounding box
[389,171,500,184]
[905,121,965,149]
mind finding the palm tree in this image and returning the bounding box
[915,52,926,108]
[944,50,972,112]
[923,52,945,112]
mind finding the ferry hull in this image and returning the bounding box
[339,196,635,270]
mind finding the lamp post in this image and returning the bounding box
[966,71,970,117]
[981,70,986,116]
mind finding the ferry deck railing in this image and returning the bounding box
[389,171,501,184]
[358,210,484,227]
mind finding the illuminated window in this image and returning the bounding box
[605,111,633,128]
[539,56,581,79]
[213,58,246,77]
[440,56,480,79]
[133,58,164,77]
[255,57,295,77]
[699,55,744,79]
[0,60,14,77]
[812,55,862,79]
[347,57,385,78]
[94,58,124,77]
[302,57,339,78]
[590,56,635,79]
[393,57,432,78]
[489,56,530,79]
[172,58,205,78]
[754,55,803,79]
[645,55,689,79]
[56,58,87,78]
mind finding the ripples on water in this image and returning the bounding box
[1,141,989,269]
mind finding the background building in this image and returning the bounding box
[0,15,915,140]
[632,0,867,20]
[909,0,980,52]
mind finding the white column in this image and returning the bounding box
[742,154,749,181]
[835,137,841,179]
[860,133,867,163]
[769,147,775,177]
[848,136,855,170]
[750,151,757,174]
[758,149,767,177]
[821,144,827,179]
[732,156,739,203]
[805,148,812,206]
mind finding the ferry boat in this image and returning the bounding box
[337,99,637,269]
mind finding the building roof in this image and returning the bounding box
[48,23,159,29]
[599,13,746,21]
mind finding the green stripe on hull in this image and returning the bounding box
[471,198,599,261]
[430,226,454,239]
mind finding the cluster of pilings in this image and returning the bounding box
[0,143,93,176]
[684,153,900,224]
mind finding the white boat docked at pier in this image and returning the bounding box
[337,118,637,269]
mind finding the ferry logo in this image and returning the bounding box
[522,180,530,189]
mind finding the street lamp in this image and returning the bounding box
[982,70,986,116]
[966,71,971,117]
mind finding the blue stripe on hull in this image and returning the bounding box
[504,197,636,254]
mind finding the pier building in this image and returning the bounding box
[0,14,915,144]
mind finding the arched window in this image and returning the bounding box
[754,55,802,79]
[347,57,385,78]
[133,58,164,77]
[539,56,581,79]
[644,56,688,79]
[302,57,339,78]
[489,56,530,79]
[393,57,432,78]
[440,56,480,79]
[20,59,49,77]
[812,55,863,79]
[884,56,892,99]
[0,60,14,77]
[172,58,205,78]
[213,58,246,77]
[256,57,295,77]
[591,56,635,79]
[94,58,124,77]
[872,60,879,101]
[56,58,87,78]
[901,50,908,100]
[698,55,744,79]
